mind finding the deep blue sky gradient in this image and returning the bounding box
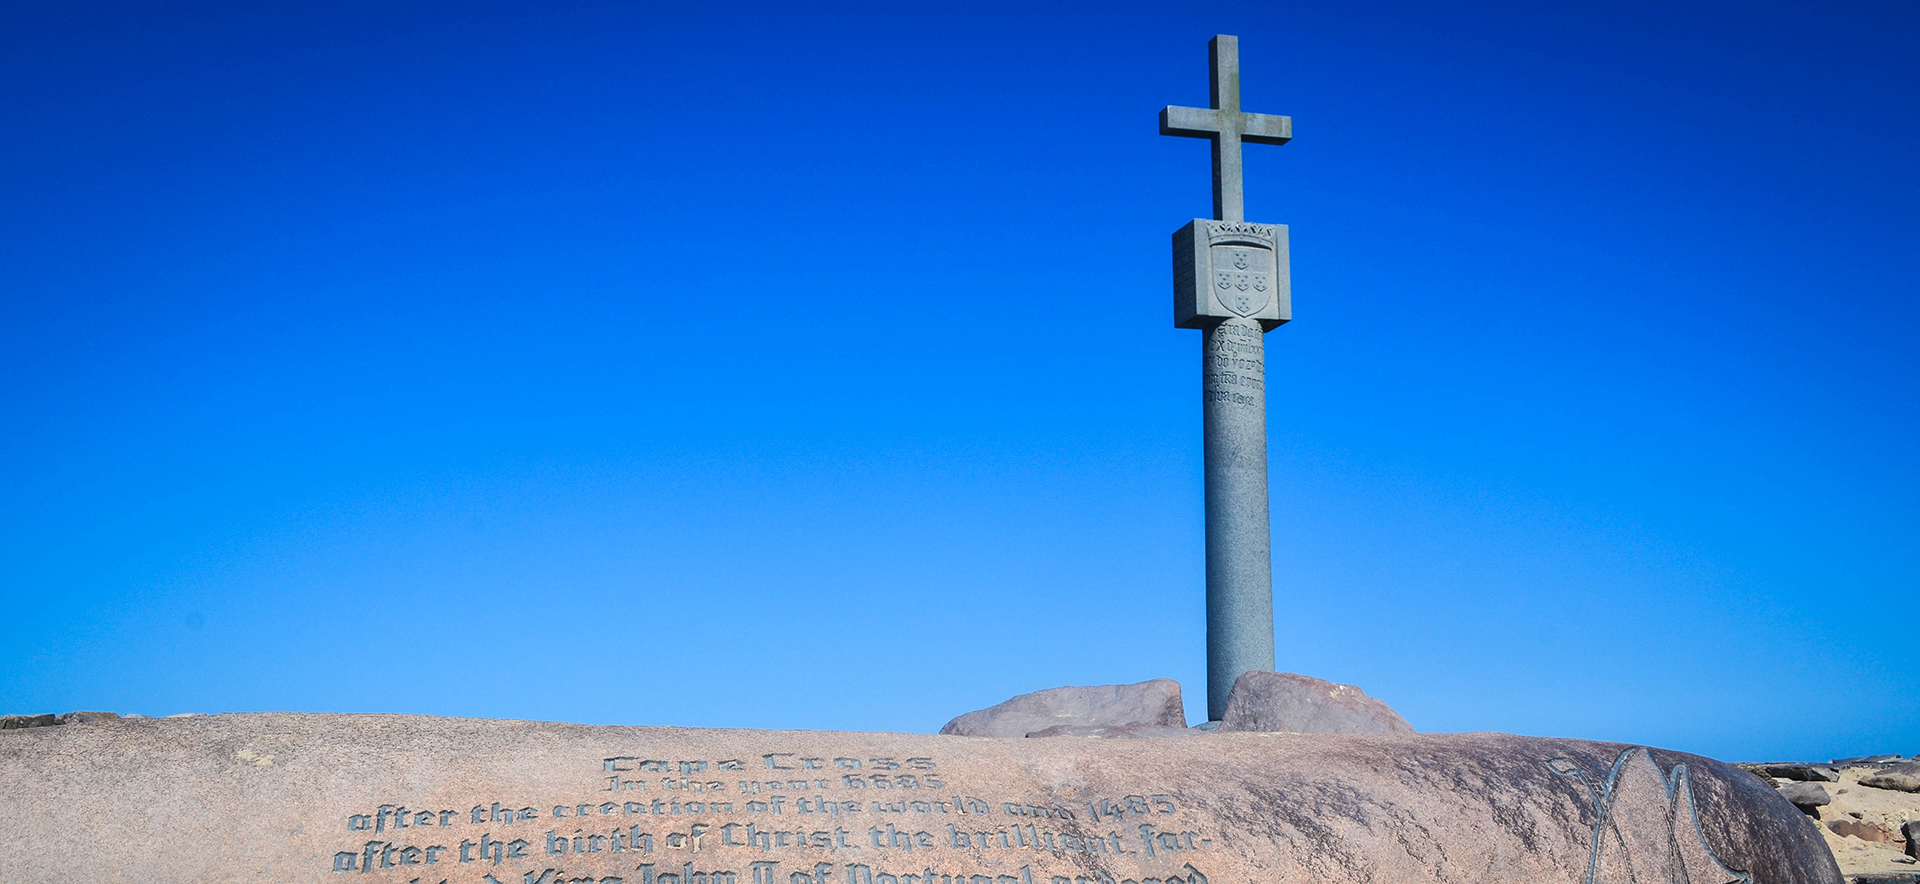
[2,0,1915,761]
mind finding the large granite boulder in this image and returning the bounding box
[1217,670,1415,734]
[1752,764,1842,783]
[1859,762,1920,793]
[0,713,59,729]
[941,679,1186,738]
[1023,724,1198,740]
[1776,781,1831,809]
[0,712,1841,884]
[0,710,124,728]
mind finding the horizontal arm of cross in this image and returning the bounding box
[1159,106,1292,145]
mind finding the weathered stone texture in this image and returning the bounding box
[0,713,58,729]
[1217,670,1414,734]
[1777,781,1832,808]
[1024,725,1200,740]
[1755,763,1843,783]
[940,679,1186,738]
[0,713,1840,884]
[1860,763,1920,793]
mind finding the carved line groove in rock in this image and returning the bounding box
[1549,748,1752,884]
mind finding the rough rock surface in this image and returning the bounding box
[1861,764,1920,794]
[1781,782,1834,808]
[1217,671,1415,734]
[940,679,1186,738]
[1023,725,1200,740]
[1757,764,1845,783]
[0,712,1838,884]
[1,711,122,729]
[0,713,58,729]
[56,710,121,724]
[1752,757,1920,880]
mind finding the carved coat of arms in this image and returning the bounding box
[1212,246,1271,317]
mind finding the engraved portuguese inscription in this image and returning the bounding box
[324,750,1215,884]
[314,753,1213,884]
[1203,322,1264,408]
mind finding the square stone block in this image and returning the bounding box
[1173,219,1290,330]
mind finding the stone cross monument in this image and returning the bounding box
[1160,35,1293,721]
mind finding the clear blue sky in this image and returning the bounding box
[2,0,1914,762]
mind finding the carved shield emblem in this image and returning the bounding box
[1211,246,1271,316]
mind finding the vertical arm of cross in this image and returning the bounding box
[1209,35,1243,222]
[1159,34,1292,223]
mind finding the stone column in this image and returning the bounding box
[1203,316,1275,721]
[1162,35,1293,723]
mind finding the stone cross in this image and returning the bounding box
[1160,35,1294,721]
[1159,35,1292,223]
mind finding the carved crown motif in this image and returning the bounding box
[1206,222,1278,246]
